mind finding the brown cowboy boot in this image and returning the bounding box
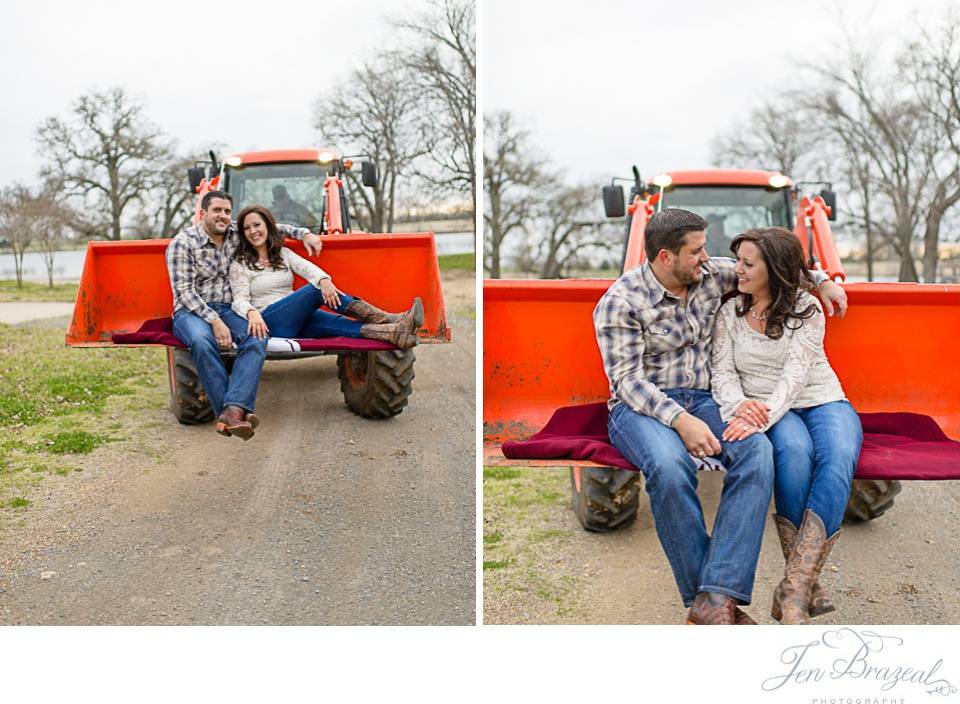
[215,405,254,441]
[344,297,424,334]
[733,607,757,625]
[771,510,840,624]
[360,322,419,349]
[773,514,835,617]
[685,591,736,625]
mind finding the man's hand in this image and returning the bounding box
[303,233,323,257]
[318,278,341,309]
[674,412,722,458]
[247,309,269,340]
[734,399,769,427]
[819,280,848,318]
[211,317,232,350]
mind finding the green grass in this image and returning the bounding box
[0,323,166,510]
[0,280,78,302]
[8,497,31,509]
[32,431,111,455]
[483,467,521,480]
[483,531,503,546]
[437,252,475,271]
[483,466,584,620]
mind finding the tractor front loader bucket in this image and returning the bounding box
[484,279,612,443]
[483,279,960,443]
[66,233,450,347]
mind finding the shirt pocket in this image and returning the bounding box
[194,252,222,283]
[643,323,676,356]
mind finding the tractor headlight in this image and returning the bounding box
[225,155,243,168]
[768,173,790,188]
[317,149,338,164]
[652,173,673,188]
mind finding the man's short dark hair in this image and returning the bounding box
[201,190,233,211]
[644,208,708,258]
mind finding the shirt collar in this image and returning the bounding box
[639,261,714,303]
[195,219,237,248]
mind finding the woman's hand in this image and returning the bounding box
[247,309,269,339]
[722,415,761,442]
[734,399,770,427]
[319,278,342,310]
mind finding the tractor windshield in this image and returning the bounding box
[224,163,328,230]
[660,186,792,257]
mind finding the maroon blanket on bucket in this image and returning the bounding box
[501,402,960,481]
[111,317,396,352]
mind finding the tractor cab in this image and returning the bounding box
[603,169,839,268]
[187,149,379,234]
[653,175,794,257]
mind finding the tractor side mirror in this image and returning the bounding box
[187,167,205,193]
[820,188,838,221]
[361,161,379,188]
[602,185,626,218]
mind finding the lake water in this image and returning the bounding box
[1,231,475,283]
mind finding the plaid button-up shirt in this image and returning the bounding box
[166,221,309,323]
[595,258,828,426]
[594,258,739,426]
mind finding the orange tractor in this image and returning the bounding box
[67,148,450,422]
[484,168,960,529]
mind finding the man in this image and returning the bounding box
[593,208,848,624]
[166,190,321,440]
[271,185,318,229]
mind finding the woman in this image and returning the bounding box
[710,227,862,625]
[229,205,422,350]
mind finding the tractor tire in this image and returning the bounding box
[844,479,902,523]
[337,349,415,419]
[166,347,214,424]
[569,466,641,533]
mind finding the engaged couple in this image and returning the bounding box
[595,208,861,625]
[165,190,423,440]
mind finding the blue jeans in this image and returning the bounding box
[767,400,862,535]
[172,303,267,416]
[608,389,774,607]
[261,285,363,339]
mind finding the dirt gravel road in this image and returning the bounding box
[0,273,475,625]
[483,468,960,625]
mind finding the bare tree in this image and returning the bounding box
[394,0,476,224]
[902,12,960,282]
[523,182,617,279]
[806,45,943,282]
[0,185,42,287]
[313,59,426,233]
[129,152,197,239]
[483,112,550,278]
[32,186,70,288]
[710,98,819,176]
[36,87,169,241]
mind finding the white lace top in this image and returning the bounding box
[710,292,846,428]
[229,247,330,318]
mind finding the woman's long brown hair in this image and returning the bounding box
[731,227,819,340]
[236,205,287,271]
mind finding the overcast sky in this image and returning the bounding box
[483,0,959,186]
[3,0,428,186]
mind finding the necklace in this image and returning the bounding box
[749,304,769,321]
